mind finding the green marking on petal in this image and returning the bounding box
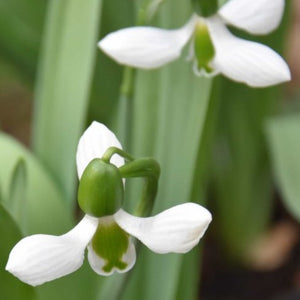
[92,218,129,272]
[194,20,215,73]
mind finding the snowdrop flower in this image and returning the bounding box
[6,121,212,286]
[98,0,290,87]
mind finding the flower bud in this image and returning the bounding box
[78,159,124,217]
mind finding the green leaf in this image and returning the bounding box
[0,202,36,300]
[32,0,103,206]
[0,0,47,79]
[0,132,72,234]
[212,80,276,259]
[210,3,291,260]
[175,246,202,300]
[96,273,128,300]
[139,70,212,300]
[174,80,221,300]
[266,114,300,221]
[121,5,213,299]
[88,0,134,127]
[0,136,101,300]
[131,69,161,157]
[7,158,27,233]
[37,261,102,300]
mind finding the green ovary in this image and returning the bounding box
[91,220,129,273]
[194,20,215,73]
[78,159,124,217]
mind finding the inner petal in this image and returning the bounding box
[88,216,135,275]
[193,18,215,74]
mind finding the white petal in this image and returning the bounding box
[114,203,212,254]
[76,121,124,179]
[219,0,285,34]
[6,215,98,286]
[87,240,136,276]
[98,15,198,69]
[207,17,291,87]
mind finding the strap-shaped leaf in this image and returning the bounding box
[0,133,72,234]
[32,0,102,206]
[0,202,36,300]
[7,158,27,233]
[266,115,300,221]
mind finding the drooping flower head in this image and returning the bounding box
[98,0,290,87]
[6,122,212,286]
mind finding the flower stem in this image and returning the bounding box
[116,67,135,151]
[119,158,160,216]
[101,147,134,163]
[192,0,218,17]
[116,0,161,150]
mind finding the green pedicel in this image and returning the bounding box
[192,0,218,17]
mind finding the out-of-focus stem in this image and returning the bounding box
[192,0,218,17]
[116,67,135,151]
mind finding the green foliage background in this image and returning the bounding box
[0,0,298,299]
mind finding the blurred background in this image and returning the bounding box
[0,0,300,299]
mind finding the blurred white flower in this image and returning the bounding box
[98,0,290,87]
[6,121,212,286]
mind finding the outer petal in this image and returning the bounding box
[219,0,285,35]
[87,240,136,276]
[207,17,291,87]
[114,203,212,254]
[98,15,198,69]
[76,121,124,179]
[6,215,98,286]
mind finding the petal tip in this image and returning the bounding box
[97,37,109,53]
[246,61,291,88]
[5,255,39,286]
[117,203,212,254]
[283,66,292,82]
[76,121,124,178]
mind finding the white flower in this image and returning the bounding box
[6,121,212,286]
[98,0,290,87]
